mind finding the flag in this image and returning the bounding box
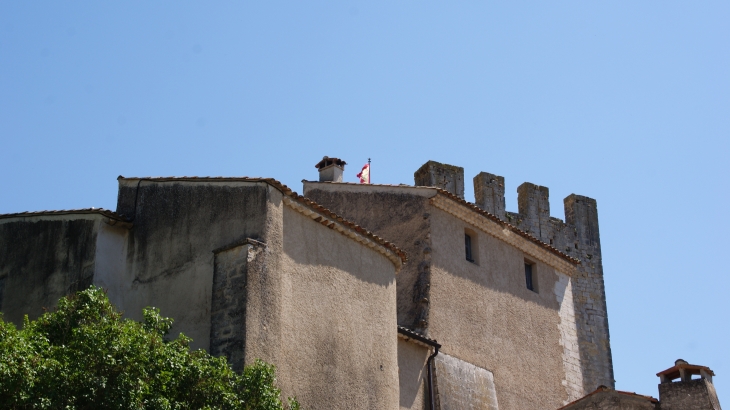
[356,163,370,184]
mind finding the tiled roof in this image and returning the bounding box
[397,325,440,348]
[657,362,714,379]
[0,208,129,222]
[556,386,658,409]
[304,181,579,265]
[117,176,406,264]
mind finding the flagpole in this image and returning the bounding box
[368,158,371,184]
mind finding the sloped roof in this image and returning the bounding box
[397,325,440,349]
[556,386,658,409]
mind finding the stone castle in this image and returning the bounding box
[0,158,721,409]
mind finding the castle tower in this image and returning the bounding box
[657,360,722,410]
[414,160,465,199]
[472,164,614,393]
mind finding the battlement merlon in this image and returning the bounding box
[414,161,465,199]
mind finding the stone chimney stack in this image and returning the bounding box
[315,156,347,182]
[414,160,465,199]
[657,359,722,410]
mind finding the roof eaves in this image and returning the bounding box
[397,326,440,348]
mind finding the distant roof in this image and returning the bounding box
[556,386,658,409]
[304,181,579,265]
[117,176,406,264]
[0,208,129,222]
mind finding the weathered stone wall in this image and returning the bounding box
[433,353,499,410]
[303,182,435,334]
[115,179,270,350]
[0,215,100,324]
[210,242,262,372]
[658,379,723,410]
[415,161,465,199]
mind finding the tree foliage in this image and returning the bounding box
[0,287,298,410]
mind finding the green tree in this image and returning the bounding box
[0,286,299,410]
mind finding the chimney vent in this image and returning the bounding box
[315,156,347,182]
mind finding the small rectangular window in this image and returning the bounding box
[525,262,536,292]
[465,233,474,262]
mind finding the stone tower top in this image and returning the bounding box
[414,160,465,199]
[315,156,347,182]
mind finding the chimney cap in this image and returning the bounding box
[315,156,347,169]
[657,360,715,381]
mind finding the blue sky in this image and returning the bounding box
[2,1,728,403]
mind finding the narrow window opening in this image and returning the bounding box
[525,261,537,293]
[465,233,474,263]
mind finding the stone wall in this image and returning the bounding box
[210,241,264,372]
[658,379,722,410]
[474,169,614,392]
[302,182,435,334]
[0,215,100,324]
[115,178,271,350]
[433,353,499,410]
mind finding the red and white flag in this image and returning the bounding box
[356,163,370,184]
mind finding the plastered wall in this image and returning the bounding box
[273,204,399,409]
[303,182,434,333]
[428,207,573,409]
[398,338,429,410]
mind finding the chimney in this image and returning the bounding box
[656,359,722,410]
[414,160,465,199]
[315,156,347,182]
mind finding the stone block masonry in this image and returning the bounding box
[210,240,265,372]
[433,353,499,410]
[415,161,465,199]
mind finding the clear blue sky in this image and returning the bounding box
[2,1,728,404]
